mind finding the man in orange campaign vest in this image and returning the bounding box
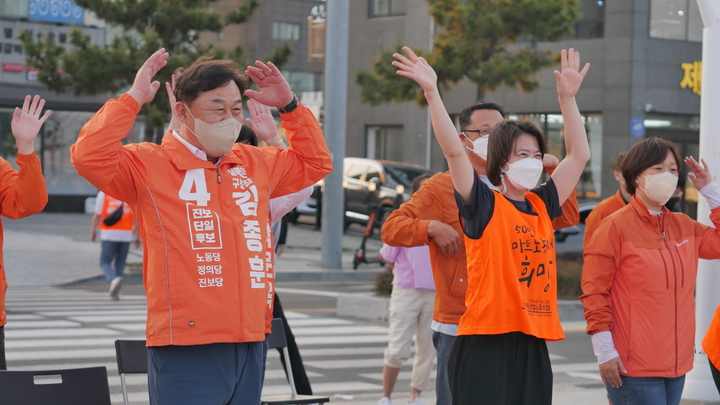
[0,95,51,370]
[70,50,332,405]
[90,191,139,300]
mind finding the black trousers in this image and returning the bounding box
[0,326,6,370]
[448,332,552,405]
[273,294,313,395]
[711,359,720,397]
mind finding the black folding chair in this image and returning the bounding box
[0,366,111,405]
[115,339,148,405]
[261,318,330,405]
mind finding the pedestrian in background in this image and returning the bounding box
[90,191,140,300]
[582,137,720,405]
[377,173,435,405]
[0,95,51,369]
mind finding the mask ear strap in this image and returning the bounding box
[500,171,508,194]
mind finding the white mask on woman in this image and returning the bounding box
[638,171,678,206]
[463,133,489,160]
[184,104,242,157]
[502,157,544,191]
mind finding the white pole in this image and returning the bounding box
[320,0,349,269]
[683,0,720,401]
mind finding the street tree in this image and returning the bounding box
[356,0,582,106]
[21,0,293,141]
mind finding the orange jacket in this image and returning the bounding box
[382,171,579,325]
[703,305,720,370]
[583,190,626,249]
[0,153,48,327]
[71,94,331,346]
[581,196,720,377]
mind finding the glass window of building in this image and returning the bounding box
[650,0,702,42]
[574,0,605,39]
[272,22,301,41]
[508,113,603,199]
[0,1,27,18]
[282,70,316,93]
[369,0,406,17]
[366,126,403,162]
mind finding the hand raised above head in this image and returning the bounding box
[244,61,293,109]
[12,95,51,155]
[165,73,181,131]
[542,153,560,169]
[127,48,169,105]
[554,48,590,99]
[686,156,712,190]
[392,46,437,93]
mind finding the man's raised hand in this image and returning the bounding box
[244,61,293,109]
[245,99,281,145]
[392,46,438,93]
[128,48,169,105]
[12,95,51,155]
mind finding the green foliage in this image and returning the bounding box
[357,0,582,106]
[21,0,292,133]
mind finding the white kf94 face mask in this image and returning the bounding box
[502,157,544,191]
[184,104,243,157]
[462,133,489,160]
[639,171,678,206]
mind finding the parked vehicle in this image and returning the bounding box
[290,158,435,230]
[554,202,598,242]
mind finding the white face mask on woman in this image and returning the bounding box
[184,104,243,157]
[638,171,678,206]
[502,157,544,191]
[462,133,489,160]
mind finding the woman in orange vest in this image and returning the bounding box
[703,305,720,395]
[392,47,590,404]
[582,138,720,405]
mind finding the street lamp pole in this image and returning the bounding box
[320,0,349,269]
[682,0,720,401]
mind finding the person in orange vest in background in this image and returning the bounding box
[583,152,629,248]
[703,305,720,395]
[0,95,51,370]
[90,191,140,300]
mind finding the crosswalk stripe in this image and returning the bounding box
[5,327,122,338]
[5,337,144,350]
[291,325,388,336]
[295,335,390,345]
[68,315,147,323]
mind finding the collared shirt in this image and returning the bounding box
[172,130,209,161]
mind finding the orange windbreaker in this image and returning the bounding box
[582,196,720,377]
[703,305,720,370]
[0,153,48,327]
[583,189,626,249]
[70,94,331,346]
[382,171,579,325]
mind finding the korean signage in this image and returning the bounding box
[29,0,84,25]
[680,61,702,95]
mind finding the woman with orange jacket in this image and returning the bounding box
[582,137,720,405]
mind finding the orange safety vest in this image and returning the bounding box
[98,193,133,231]
[459,191,564,341]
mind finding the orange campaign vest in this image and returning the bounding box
[98,194,133,231]
[703,305,720,369]
[459,191,564,341]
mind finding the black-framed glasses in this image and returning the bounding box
[462,128,491,136]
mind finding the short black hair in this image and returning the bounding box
[458,101,506,131]
[486,120,546,187]
[236,125,258,146]
[174,57,249,105]
[621,137,681,195]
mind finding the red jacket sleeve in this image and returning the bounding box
[0,152,48,219]
[269,104,332,198]
[381,174,444,247]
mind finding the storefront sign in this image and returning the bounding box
[2,63,24,72]
[680,61,702,95]
[28,0,84,25]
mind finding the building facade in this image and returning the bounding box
[346,0,703,213]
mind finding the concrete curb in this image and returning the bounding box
[336,293,586,323]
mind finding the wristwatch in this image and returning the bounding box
[278,93,299,114]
